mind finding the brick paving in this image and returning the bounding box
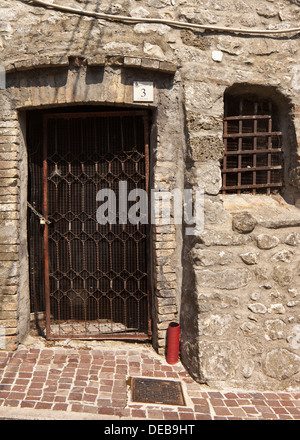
[0,341,300,420]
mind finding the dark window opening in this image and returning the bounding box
[221,95,284,195]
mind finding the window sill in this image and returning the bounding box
[221,193,300,229]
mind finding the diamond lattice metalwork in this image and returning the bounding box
[28,110,151,340]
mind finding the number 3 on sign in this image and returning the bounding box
[133,81,154,102]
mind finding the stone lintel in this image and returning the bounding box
[4,55,178,75]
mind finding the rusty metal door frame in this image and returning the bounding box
[42,110,152,340]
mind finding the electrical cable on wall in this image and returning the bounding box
[25,0,300,36]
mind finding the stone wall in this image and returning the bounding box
[181,195,300,390]
[1,0,300,390]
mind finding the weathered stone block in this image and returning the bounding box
[124,56,142,68]
[254,266,269,284]
[157,289,177,298]
[204,196,231,225]
[285,232,300,246]
[271,249,294,263]
[3,327,18,336]
[243,359,255,379]
[198,314,233,336]
[106,55,124,66]
[157,320,171,330]
[0,261,19,278]
[199,230,253,246]
[156,280,177,291]
[1,319,17,329]
[155,241,176,250]
[156,271,177,282]
[256,233,280,250]
[0,296,17,311]
[157,297,176,307]
[0,178,18,188]
[158,305,177,314]
[141,58,160,70]
[250,291,260,301]
[0,252,18,261]
[0,336,18,351]
[186,112,222,132]
[197,292,239,312]
[159,61,177,74]
[248,303,267,314]
[240,252,258,265]
[232,212,257,234]
[156,312,176,324]
[198,340,240,381]
[264,349,300,380]
[189,135,224,162]
[192,162,222,195]
[191,248,233,266]
[0,311,16,320]
[268,303,286,314]
[287,300,300,307]
[195,268,251,290]
[0,285,17,295]
[87,55,106,66]
[264,319,286,340]
[272,265,292,287]
[240,321,260,336]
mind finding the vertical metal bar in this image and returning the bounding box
[81,118,88,327]
[143,114,152,338]
[43,116,51,339]
[267,102,272,195]
[120,115,126,327]
[107,117,110,153]
[120,116,124,151]
[237,99,243,195]
[107,116,113,328]
[94,118,100,307]
[67,119,73,305]
[133,116,137,150]
[222,119,227,195]
[253,103,258,195]
[222,97,228,195]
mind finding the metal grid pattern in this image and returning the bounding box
[29,110,151,340]
[221,96,283,195]
[131,378,186,406]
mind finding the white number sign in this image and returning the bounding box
[133,81,154,102]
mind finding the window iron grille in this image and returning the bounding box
[221,97,284,195]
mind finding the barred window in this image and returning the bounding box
[221,95,284,195]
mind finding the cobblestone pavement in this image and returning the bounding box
[0,338,300,421]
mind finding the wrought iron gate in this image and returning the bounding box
[28,110,151,340]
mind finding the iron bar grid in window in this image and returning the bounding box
[221,98,284,195]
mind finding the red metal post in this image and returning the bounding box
[166,322,180,365]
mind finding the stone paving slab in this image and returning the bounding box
[0,339,300,421]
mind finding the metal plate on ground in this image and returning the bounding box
[131,377,186,406]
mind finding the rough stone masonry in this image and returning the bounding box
[1,0,300,391]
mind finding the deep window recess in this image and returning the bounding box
[221,95,284,195]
